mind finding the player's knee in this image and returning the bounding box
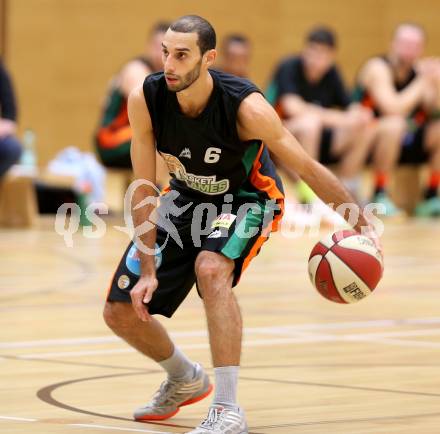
[103,301,134,333]
[195,251,226,283]
[195,251,233,299]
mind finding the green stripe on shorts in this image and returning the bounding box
[221,202,266,260]
[241,141,260,175]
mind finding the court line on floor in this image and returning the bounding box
[35,368,440,433]
[0,415,38,422]
[4,316,440,349]
[68,422,264,434]
[355,337,440,349]
[1,336,120,349]
[241,375,440,398]
[0,353,148,371]
[69,423,173,433]
[15,331,440,360]
[252,410,440,430]
[0,246,94,301]
[4,317,440,349]
[36,372,194,430]
[16,336,338,359]
[0,417,176,434]
[0,418,261,434]
[343,328,440,339]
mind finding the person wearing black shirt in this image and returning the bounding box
[102,16,381,433]
[268,27,374,201]
[0,60,22,178]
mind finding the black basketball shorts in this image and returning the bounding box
[106,190,284,317]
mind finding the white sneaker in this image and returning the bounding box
[134,363,213,421]
[186,405,248,433]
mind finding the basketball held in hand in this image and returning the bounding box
[308,230,384,304]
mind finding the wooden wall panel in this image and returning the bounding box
[5,0,440,164]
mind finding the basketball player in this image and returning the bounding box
[103,15,381,433]
[353,23,440,216]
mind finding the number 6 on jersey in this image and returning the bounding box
[204,147,222,163]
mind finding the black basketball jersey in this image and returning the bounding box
[142,69,284,204]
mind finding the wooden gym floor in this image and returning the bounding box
[1,215,440,434]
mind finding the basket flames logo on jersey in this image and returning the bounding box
[161,152,230,195]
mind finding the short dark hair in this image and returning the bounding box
[170,15,216,55]
[306,26,337,48]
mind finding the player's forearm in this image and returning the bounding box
[131,186,158,277]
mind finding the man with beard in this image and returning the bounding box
[353,23,440,216]
[103,15,381,433]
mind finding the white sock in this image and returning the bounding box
[159,346,195,381]
[213,366,239,409]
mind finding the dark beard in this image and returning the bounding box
[167,58,202,93]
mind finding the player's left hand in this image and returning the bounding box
[130,275,158,322]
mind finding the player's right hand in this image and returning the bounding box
[130,275,158,322]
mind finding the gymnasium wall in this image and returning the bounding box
[5,0,440,164]
[0,0,5,56]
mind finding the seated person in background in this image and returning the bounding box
[216,34,251,78]
[0,60,22,178]
[267,27,373,204]
[353,22,440,217]
[95,22,169,185]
